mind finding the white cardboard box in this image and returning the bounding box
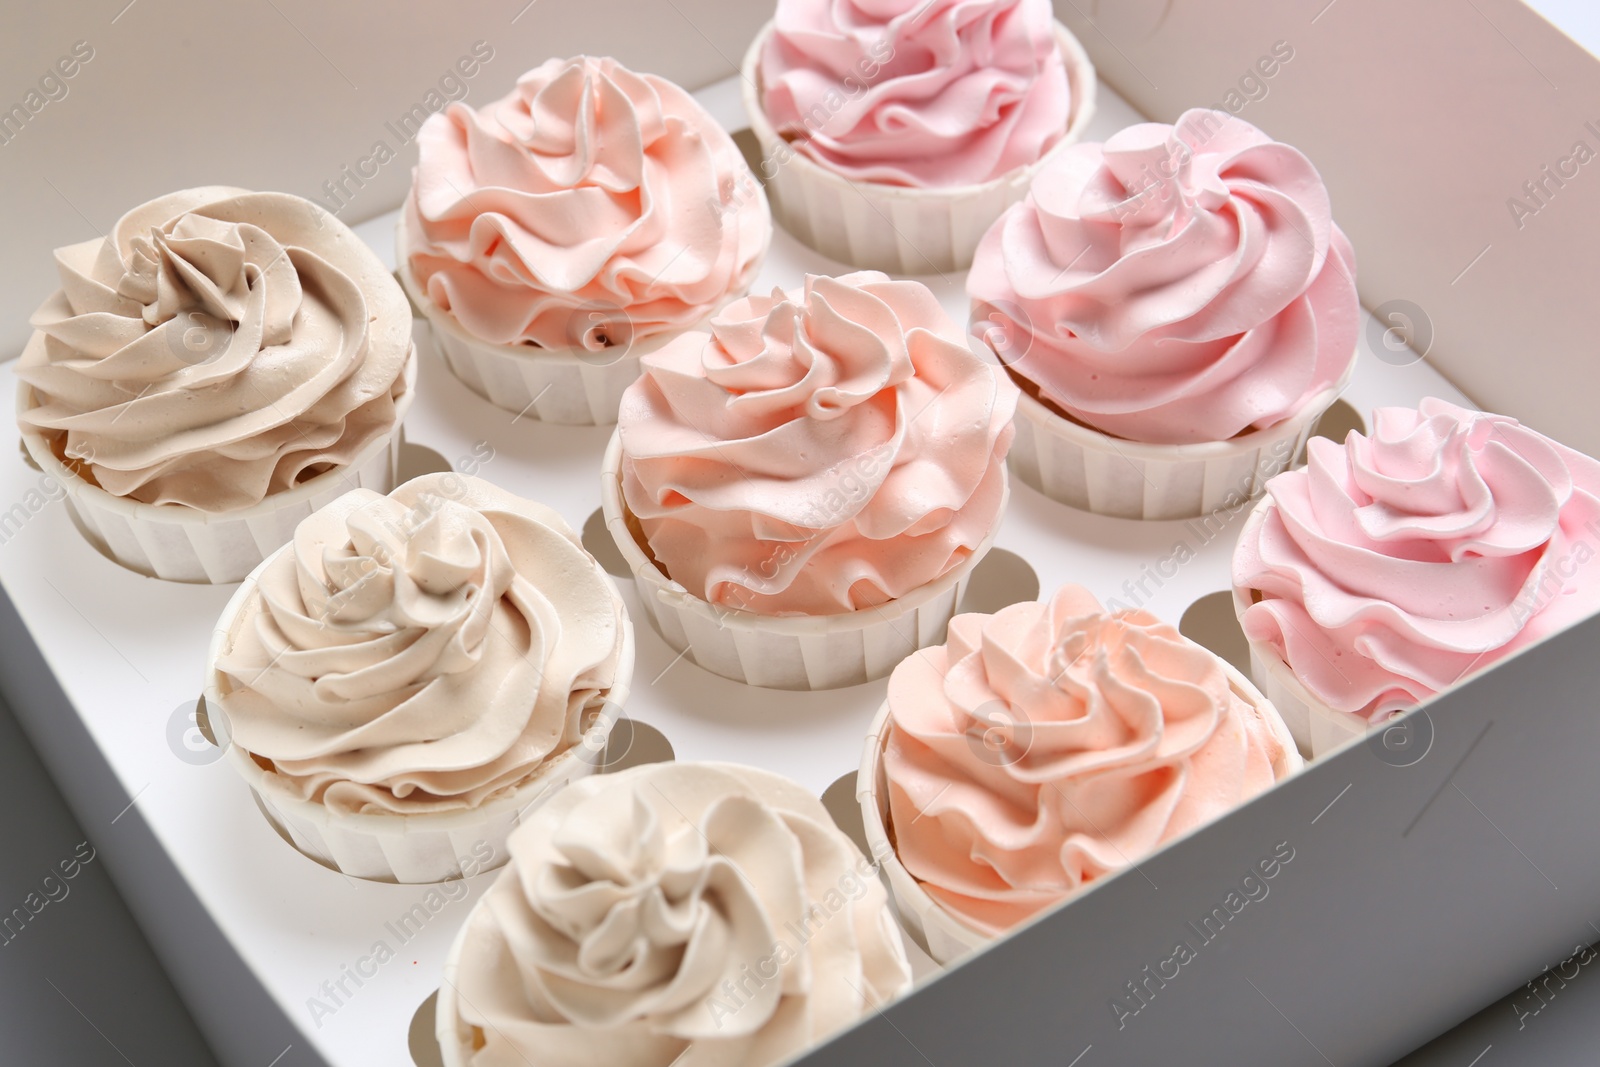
[2,4,1598,1066]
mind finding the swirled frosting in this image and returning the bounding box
[967,109,1359,445]
[759,0,1070,187]
[883,585,1298,936]
[17,187,412,511]
[618,271,1017,617]
[450,761,911,1067]
[215,473,628,816]
[403,56,769,350]
[1234,398,1600,719]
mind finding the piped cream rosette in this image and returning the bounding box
[436,762,911,1067]
[206,473,634,883]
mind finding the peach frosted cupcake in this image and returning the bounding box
[603,271,1017,689]
[17,187,414,582]
[860,585,1300,961]
[968,110,1359,519]
[399,55,770,424]
[206,473,633,883]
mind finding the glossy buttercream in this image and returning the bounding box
[403,55,769,350]
[18,187,411,511]
[759,0,1070,187]
[1234,398,1600,718]
[967,109,1358,445]
[618,271,1016,616]
[883,585,1296,935]
[216,474,627,816]
[451,761,911,1067]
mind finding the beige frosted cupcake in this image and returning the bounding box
[743,0,1096,273]
[437,761,911,1067]
[860,585,1301,963]
[398,55,771,424]
[205,473,633,884]
[604,271,1017,690]
[16,186,415,583]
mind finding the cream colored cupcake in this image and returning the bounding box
[437,761,911,1066]
[206,473,633,884]
[17,186,415,582]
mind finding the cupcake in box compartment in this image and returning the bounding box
[206,473,634,884]
[399,55,771,424]
[435,761,911,1067]
[1233,398,1600,756]
[860,585,1300,962]
[603,270,1017,690]
[967,109,1359,520]
[16,186,415,583]
[744,0,1096,273]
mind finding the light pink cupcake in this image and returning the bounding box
[399,56,770,424]
[968,109,1359,519]
[603,271,1017,689]
[1234,398,1600,755]
[742,0,1096,273]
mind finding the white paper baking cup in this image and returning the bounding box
[741,20,1097,275]
[15,349,417,585]
[858,658,1302,964]
[601,432,1004,690]
[397,216,764,426]
[436,900,488,1067]
[1233,499,1368,758]
[204,542,637,884]
[1006,360,1354,521]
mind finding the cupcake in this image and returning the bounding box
[968,109,1360,520]
[603,271,1018,690]
[205,473,634,883]
[16,187,415,583]
[860,585,1300,962]
[399,55,771,424]
[743,0,1096,273]
[436,761,912,1067]
[1233,398,1600,756]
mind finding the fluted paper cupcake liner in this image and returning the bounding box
[16,348,417,584]
[857,701,991,965]
[205,544,637,884]
[1233,499,1367,758]
[1008,362,1354,521]
[397,217,763,426]
[436,902,490,1067]
[601,432,1002,690]
[858,658,1301,964]
[741,21,1097,275]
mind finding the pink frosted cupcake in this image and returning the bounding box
[399,55,771,424]
[968,109,1359,519]
[1233,398,1600,755]
[860,585,1300,962]
[603,271,1017,689]
[742,0,1096,273]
